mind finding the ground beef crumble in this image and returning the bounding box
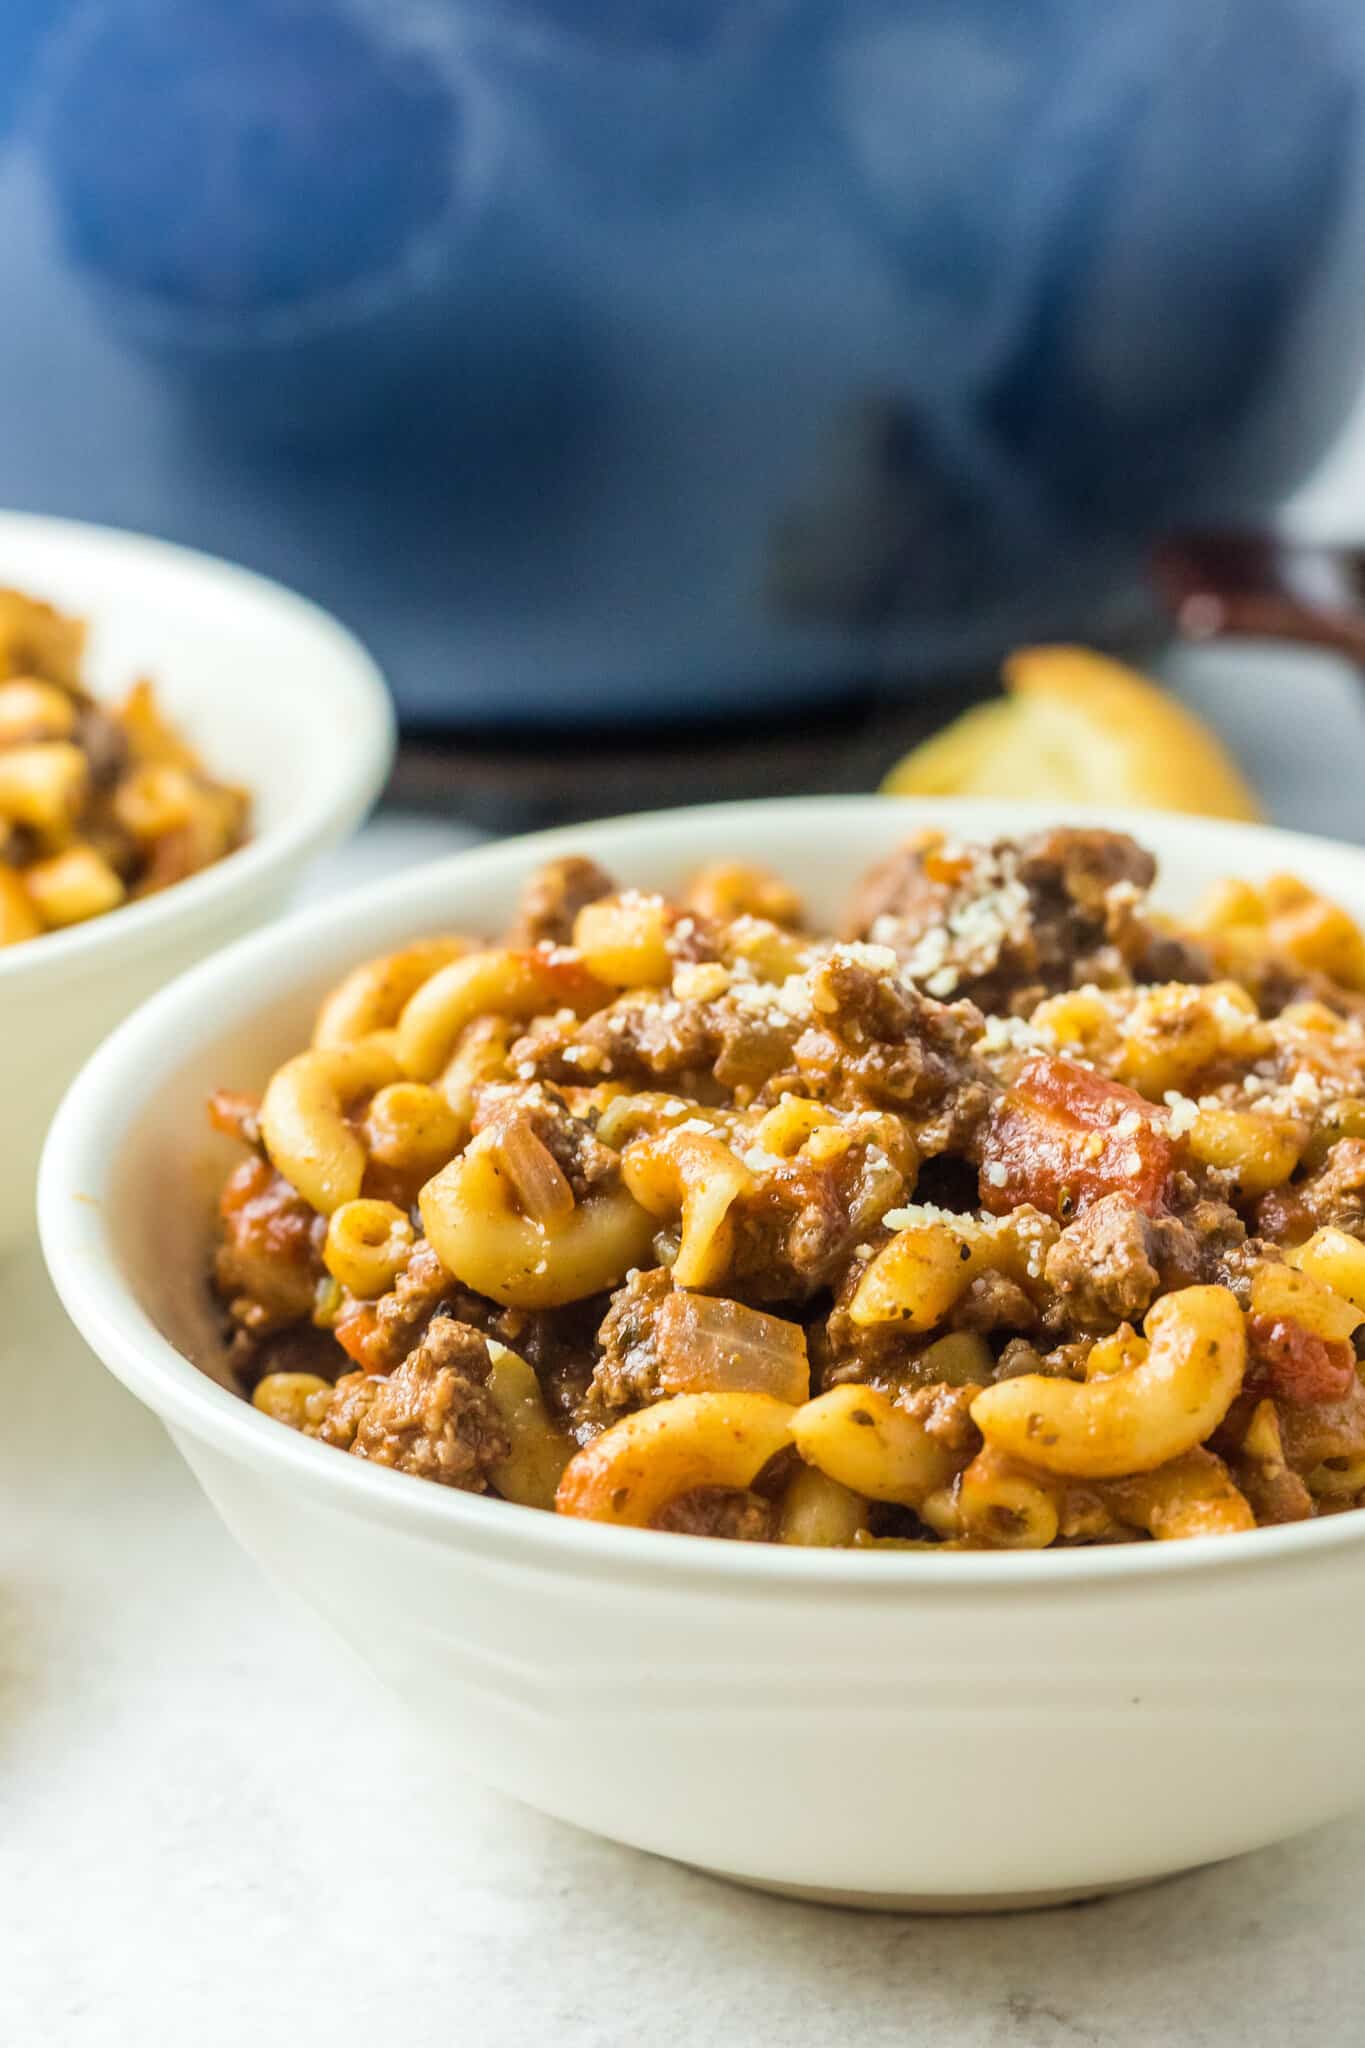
[845,827,1159,1013]
[215,1156,324,1333]
[1043,1195,1160,1331]
[317,1316,510,1489]
[581,1267,674,1427]
[653,1487,775,1540]
[792,954,993,1147]
[512,986,801,1102]
[471,1081,620,1199]
[506,855,616,949]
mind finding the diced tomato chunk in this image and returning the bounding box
[526,950,610,1011]
[978,1055,1174,1220]
[207,1087,262,1146]
[334,1301,380,1369]
[1247,1314,1357,1404]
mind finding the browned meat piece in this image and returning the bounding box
[792,953,992,1145]
[895,1381,982,1457]
[507,855,616,949]
[1146,1196,1248,1292]
[666,910,725,965]
[843,828,1158,1012]
[74,704,129,790]
[1043,1195,1159,1331]
[995,1336,1047,1379]
[207,1087,263,1149]
[471,1081,620,1201]
[214,1156,324,1333]
[1212,948,1365,1024]
[1232,1456,1314,1526]
[363,1239,452,1371]
[1259,1139,1365,1243]
[512,985,802,1102]
[227,1320,347,1393]
[1205,1234,1285,1306]
[653,1487,775,1541]
[725,1136,910,1303]
[1269,1376,1365,1476]
[134,821,206,894]
[950,1271,1037,1333]
[317,1316,509,1489]
[584,1271,812,1424]
[346,1239,602,1410]
[1020,827,1156,911]
[992,1338,1101,1382]
[582,1267,674,1425]
[843,834,963,953]
[1129,926,1215,986]
[512,996,712,1094]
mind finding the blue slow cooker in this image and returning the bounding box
[3,0,1365,725]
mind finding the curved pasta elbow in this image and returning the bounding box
[484,1346,576,1511]
[847,1223,976,1333]
[396,949,608,1081]
[621,1130,755,1288]
[956,1447,1059,1550]
[313,936,475,1047]
[791,1384,964,1509]
[555,1391,795,1526]
[260,1041,399,1215]
[419,1134,655,1309]
[970,1284,1246,1479]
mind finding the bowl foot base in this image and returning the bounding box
[693,1864,1200,1915]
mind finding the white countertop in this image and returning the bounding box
[8,649,1365,2046]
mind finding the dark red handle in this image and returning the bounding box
[1152,531,1365,666]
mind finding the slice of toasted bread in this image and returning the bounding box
[882,646,1261,821]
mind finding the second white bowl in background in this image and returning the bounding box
[0,510,394,1249]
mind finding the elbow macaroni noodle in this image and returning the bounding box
[0,586,247,944]
[419,1132,656,1310]
[211,829,1365,1549]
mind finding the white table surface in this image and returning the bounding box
[8,643,1365,2046]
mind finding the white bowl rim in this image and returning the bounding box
[0,509,395,989]
[39,792,1365,1594]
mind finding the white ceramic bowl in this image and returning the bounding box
[38,796,1365,1910]
[0,511,394,1248]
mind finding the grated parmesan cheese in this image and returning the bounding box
[1163,1093,1200,1137]
[881,1202,982,1234]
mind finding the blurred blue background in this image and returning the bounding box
[2,0,1365,726]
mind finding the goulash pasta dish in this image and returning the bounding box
[0,585,247,945]
[212,830,1365,1549]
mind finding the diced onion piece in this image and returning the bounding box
[778,1466,868,1546]
[654,1290,810,1405]
[492,1117,576,1226]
